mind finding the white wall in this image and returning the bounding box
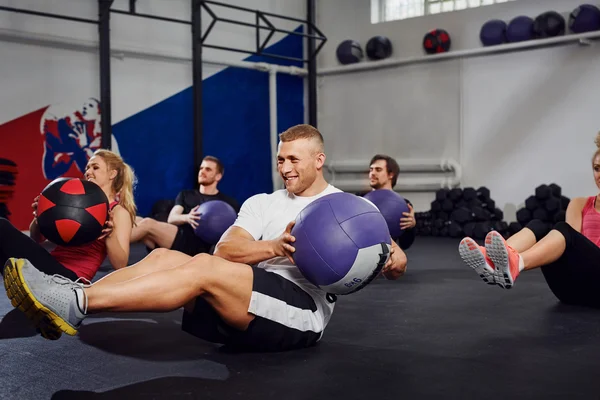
[0,0,305,124]
[462,45,600,219]
[317,0,600,221]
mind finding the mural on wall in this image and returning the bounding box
[0,99,119,230]
[41,98,103,180]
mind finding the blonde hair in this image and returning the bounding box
[93,149,137,225]
[279,124,325,153]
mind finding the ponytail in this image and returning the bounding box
[93,149,137,225]
[117,163,137,225]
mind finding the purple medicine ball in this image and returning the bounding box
[194,200,238,245]
[363,190,410,239]
[291,192,392,295]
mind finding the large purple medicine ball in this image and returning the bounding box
[291,192,392,295]
[194,200,238,245]
[363,189,410,239]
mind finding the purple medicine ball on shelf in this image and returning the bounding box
[291,192,392,295]
[506,16,536,42]
[569,4,600,33]
[480,19,508,46]
[363,189,410,239]
[193,200,238,245]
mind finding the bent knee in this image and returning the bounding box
[552,221,575,243]
[139,217,156,227]
[553,221,571,231]
[148,247,170,258]
[149,247,193,262]
[0,217,13,235]
[552,221,573,237]
[525,219,549,241]
[186,254,236,283]
[181,258,253,305]
[189,253,214,267]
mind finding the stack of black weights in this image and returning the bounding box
[415,186,508,239]
[508,183,570,237]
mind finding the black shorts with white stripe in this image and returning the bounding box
[181,266,323,352]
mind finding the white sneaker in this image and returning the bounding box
[3,258,88,337]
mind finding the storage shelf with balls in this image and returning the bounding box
[321,30,600,76]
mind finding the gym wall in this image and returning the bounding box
[317,0,600,221]
[0,0,304,230]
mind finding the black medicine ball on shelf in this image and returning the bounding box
[366,35,393,60]
[423,29,451,54]
[336,40,364,65]
[534,11,566,38]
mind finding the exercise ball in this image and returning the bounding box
[37,178,109,246]
[534,11,566,38]
[291,192,392,295]
[569,4,600,33]
[480,19,508,46]
[363,189,410,239]
[336,40,364,65]
[506,16,535,42]
[423,29,452,54]
[366,36,393,60]
[194,200,238,245]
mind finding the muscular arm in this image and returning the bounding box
[566,197,587,233]
[167,205,189,226]
[214,226,276,265]
[106,206,132,270]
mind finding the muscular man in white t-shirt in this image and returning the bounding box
[4,124,408,352]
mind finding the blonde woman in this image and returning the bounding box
[0,149,136,282]
[460,132,600,307]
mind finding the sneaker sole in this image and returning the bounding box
[458,238,495,285]
[3,259,78,336]
[485,232,514,289]
[3,262,60,340]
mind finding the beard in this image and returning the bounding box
[199,177,215,186]
[370,181,383,190]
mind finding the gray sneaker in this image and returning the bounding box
[3,258,88,337]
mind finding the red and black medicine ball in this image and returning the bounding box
[423,29,451,55]
[37,178,109,246]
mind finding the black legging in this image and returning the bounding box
[526,219,600,307]
[397,227,415,250]
[0,217,78,280]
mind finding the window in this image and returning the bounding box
[371,0,517,23]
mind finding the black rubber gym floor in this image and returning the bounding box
[2,237,600,399]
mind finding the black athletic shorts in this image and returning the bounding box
[170,225,212,256]
[181,267,323,352]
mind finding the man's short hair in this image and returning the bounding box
[202,155,224,175]
[279,124,325,153]
[370,154,400,187]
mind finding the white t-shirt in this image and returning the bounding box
[232,184,342,331]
